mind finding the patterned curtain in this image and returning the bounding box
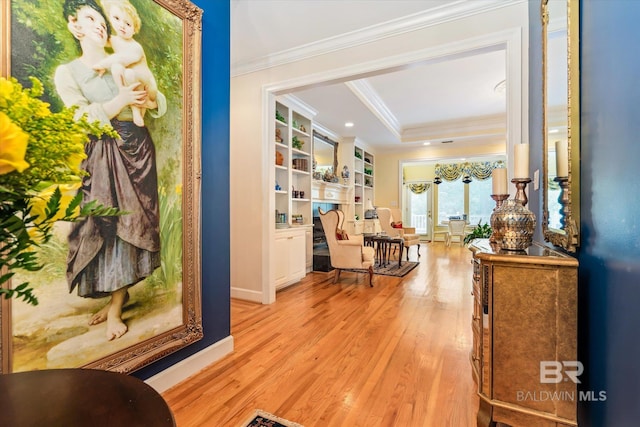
[408,183,430,194]
[435,160,505,182]
[436,163,464,181]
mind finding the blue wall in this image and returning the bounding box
[578,1,640,425]
[135,0,231,380]
[530,1,640,425]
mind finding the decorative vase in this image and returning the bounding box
[491,199,536,251]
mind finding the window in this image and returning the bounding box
[437,178,494,225]
[437,179,464,223]
[468,178,494,225]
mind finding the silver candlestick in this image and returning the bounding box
[512,178,532,207]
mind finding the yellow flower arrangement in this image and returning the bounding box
[0,77,119,305]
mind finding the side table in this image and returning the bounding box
[386,237,404,267]
[0,368,176,427]
[374,235,390,266]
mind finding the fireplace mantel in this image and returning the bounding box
[312,180,350,204]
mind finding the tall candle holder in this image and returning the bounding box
[554,176,571,229]
[489,194,509,245]
[511,178,532,207]
[553,176,579,249]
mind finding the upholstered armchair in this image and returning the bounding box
[318,208,375,287]
[376,207,421,261]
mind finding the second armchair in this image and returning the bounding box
[376,208,421,261]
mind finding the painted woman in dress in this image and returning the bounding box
[55,0,166,340]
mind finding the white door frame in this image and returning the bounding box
[262,28,523,303]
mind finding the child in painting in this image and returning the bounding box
[93,0,157,127]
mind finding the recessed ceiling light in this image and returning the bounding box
[423,142,431,146]
[549,129,559,134]
[345,122,354,128]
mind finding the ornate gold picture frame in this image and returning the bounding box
[1,0,202,373]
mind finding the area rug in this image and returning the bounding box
[373,261,419,277]
[239,409,304,427]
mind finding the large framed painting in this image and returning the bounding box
[0,0,202,373]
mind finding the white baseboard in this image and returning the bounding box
[231,286,263,302]
[145,335,234,393]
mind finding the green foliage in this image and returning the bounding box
[147,187,182,289]
[292,136,303,150]
[463,221,493,245]
[32,233,69,277]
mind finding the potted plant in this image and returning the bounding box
[292,135,303,150]
[463,221,492,245]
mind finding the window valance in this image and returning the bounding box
[408,183,430,194]
[435,160,505,182]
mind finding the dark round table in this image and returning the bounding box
[0,368,175,427]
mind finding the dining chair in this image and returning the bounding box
[447,219,469,246]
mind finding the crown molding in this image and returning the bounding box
[345,80,402,140]
[383,140,506,156]
[278,94,318,118]
[232,0,525,77]
[312,121,341,141]
[401,113,506,143]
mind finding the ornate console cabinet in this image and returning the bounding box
[469,239,578,427]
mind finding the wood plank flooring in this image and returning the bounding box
[163,242,479,426]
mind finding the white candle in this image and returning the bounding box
[492,168,508,195]
[555,140,569,177]
[514,143,529,178]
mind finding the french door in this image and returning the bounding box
[402,181,432,241]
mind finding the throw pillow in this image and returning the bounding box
[391,221,403,228]
[336,228,349,240]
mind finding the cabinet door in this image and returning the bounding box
[289,232,306,280]
[274,234,289,286]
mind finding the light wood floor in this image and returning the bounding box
[163,242,479,426]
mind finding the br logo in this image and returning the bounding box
[540,361,583,384]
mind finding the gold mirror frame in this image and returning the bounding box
[542,0,580,252]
